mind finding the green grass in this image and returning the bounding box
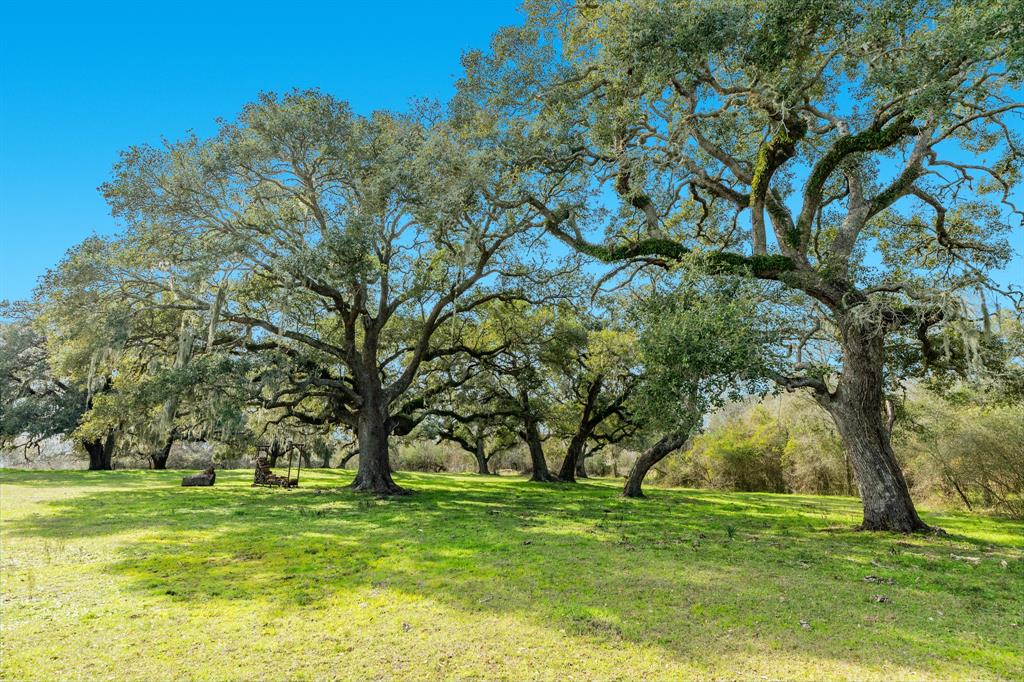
[1,469,1022,681]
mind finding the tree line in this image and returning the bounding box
[2,0,1023,532]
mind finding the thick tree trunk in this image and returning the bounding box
[268,440,282,468]
[623,432,688,498]
[559,378,603,482]
[83,434,115,471]
[558,434,587,482]
[824,324,928,532]
[150,435,173,470]
[525,418,557,482]
[350,401,406,494]
[474,438,491,475]
[575,451,589,479]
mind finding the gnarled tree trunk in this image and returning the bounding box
[268,440,283,468]
[575,450,589,479]
[150,435,173,470]
[623,431,688,498]
[474,437,491,475]
[350,397,405,494]
[557,378,604,482]
[83,433,115,471]
[823,321,928,532]
[558,433,588,482]
[524,417,557,482]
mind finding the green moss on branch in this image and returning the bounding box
[575,237,794,278]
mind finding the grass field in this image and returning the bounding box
[1,469,1022,681]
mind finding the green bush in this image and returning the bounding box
[659,388,1022,518]
[898,389,1024,518]
[662,394,851,496]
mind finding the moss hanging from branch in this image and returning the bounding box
[206,283,226,351]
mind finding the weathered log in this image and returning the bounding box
[181,467,216,487]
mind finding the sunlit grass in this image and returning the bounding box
[1,469,1022,681]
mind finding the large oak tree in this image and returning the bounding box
[98,91,552,493]
[460,0,1024,530]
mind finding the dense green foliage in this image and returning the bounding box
[455,0,1024,529]
[0,319,86,451]
[899,389,1024,518]
[1,1,1021,516]
[657,387,1024,519]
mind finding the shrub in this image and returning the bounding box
[898,388,1024,517]
[663,394,850,495]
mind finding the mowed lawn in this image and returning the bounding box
[1,469,1022,681]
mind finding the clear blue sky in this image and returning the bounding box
[0,1,522,302]
[1,2,1020,303]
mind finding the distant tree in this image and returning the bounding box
[430,416,519,475]
[464,302,569,481]
[36,236,259,470]
[0,314,106,467]
[622,271,778,497]
[460,0,1024,530]
[551,316,641,482]
[1,240,132,471]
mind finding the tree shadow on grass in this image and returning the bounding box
[4,469,1023,678]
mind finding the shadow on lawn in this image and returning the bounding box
[4,469,1023,675]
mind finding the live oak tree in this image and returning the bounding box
[3,240,138,470]
[547,311,641,482]
[79,309,203,470]
[0,313,107,467]
[421,367,521,475]
[428,411,519,475]
[467,302,566,481]
[434,300,640,479]
[36,236,249,470]
[622,271,777,497]
[460,0,1024,530]
[99,91,550,493]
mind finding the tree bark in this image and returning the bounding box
[268,440,283,468]
[822,323,928,532]
[558,433,588,482]
[83,433,115,471]
[524,418,557,482]
[350,399,406,494]
[623,431,688,498]
[575,450,589,479]
[557,378,604,482]
[150,435,173,470]
[474,437,491,475]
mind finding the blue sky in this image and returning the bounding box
[0,1,522,302]
[1,1,1020,303]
